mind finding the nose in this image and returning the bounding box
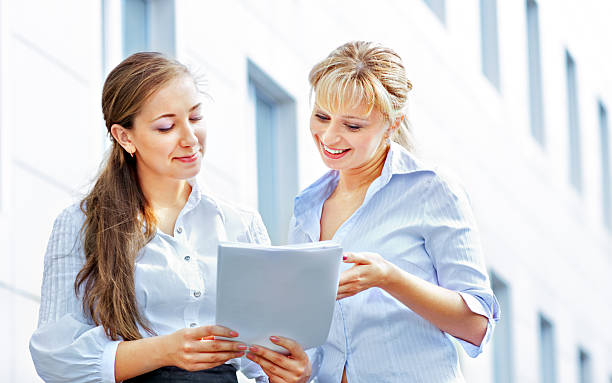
[320,120,342,146]
[179,121,199,148]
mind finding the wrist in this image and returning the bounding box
[152,334,172,368]
[379,260,400,291]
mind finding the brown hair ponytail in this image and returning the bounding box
[76,52,191,341]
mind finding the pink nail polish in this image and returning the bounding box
[342,255,347,261]
[238,344,247,350]
[270,336,279,342]
[249,346,259,352]
[229,331,239,337]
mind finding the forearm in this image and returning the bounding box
[381,264,488,346]
[114,335,169,382]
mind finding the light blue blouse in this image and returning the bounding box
[289,142,500,382]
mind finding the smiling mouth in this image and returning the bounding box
[321,142,349,155]
[175,152,200,163]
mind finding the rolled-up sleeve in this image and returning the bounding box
[421,177,500,357]
[29,206,120,382]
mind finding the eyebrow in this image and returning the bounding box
[315,107,369,122]
[150,103,202,122]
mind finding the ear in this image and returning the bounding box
[110,124,136,154]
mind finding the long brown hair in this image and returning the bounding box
[309,41,414,151]
[76,52,191,341]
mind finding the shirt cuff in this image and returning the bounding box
[101,340,121,383]
[456,292,499,358]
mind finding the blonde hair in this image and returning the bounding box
[308,41,414,151]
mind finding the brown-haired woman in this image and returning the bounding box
[29,52,311,383]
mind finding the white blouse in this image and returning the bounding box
[29,181,271,383]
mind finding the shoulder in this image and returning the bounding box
[52,202,86,234]
[204,194,270,244]
[423,168,470,204]
[45,202,87,262]
[203,193,261,226]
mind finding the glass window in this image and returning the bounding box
[480,0,501,90]
[566,50,582,192]
[578,348,592,383]
[526,0,545,145]
[491,272,513,383]
[248,61,298,245]
[599,101,611,230]
[539,314,557,383]
[423,0,445,24]
[122,0,175,57]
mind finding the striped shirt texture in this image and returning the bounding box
[29,181,271,383]
[289,142,500,383]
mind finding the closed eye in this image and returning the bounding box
[158,125,174,133]
[315,113,330,121]
[346,124,361,131]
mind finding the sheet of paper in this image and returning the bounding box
[215,241,342,353]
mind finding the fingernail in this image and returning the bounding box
[249,346,259,352]
[270,336,280,342]
[229,331,239,337]
[342,255,347,261]
[238,344,247,350]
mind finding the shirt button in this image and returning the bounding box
[194,291,201,298]
[176,227,183,234]
[184,255,191,262]
[190,322,197,328]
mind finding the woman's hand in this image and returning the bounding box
[337,252,395,300]
[246,336,312,383]
[161,325,247,372]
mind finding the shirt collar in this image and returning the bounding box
[293,142,422,235]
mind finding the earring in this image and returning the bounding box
[130,151,134,158]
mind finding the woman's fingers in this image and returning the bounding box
[191,325,238,339]
[192,350,245,364]
[342,252,372,265]
[337,279,369,299]
[338,265,364,285]
[246,351,293,382]
[195,338,247,353]
[269,336,308,360]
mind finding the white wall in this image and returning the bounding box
[0,1,105,381]
[1,0,611,381]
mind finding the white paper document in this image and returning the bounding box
[215,241,343,353]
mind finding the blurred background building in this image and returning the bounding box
[0,0,611,382]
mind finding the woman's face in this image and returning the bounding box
[128,75,206,182]
[310,101,389,171]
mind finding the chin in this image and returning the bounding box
[319,156,347,171]
[176,166,202,180]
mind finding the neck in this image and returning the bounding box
[138,170,191,209]
[337,142,389,193]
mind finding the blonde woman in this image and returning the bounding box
[29,53,311,383]
[280,41,500,382]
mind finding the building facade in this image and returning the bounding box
[0,0,610,382]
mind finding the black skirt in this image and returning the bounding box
[124,364,238,383]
